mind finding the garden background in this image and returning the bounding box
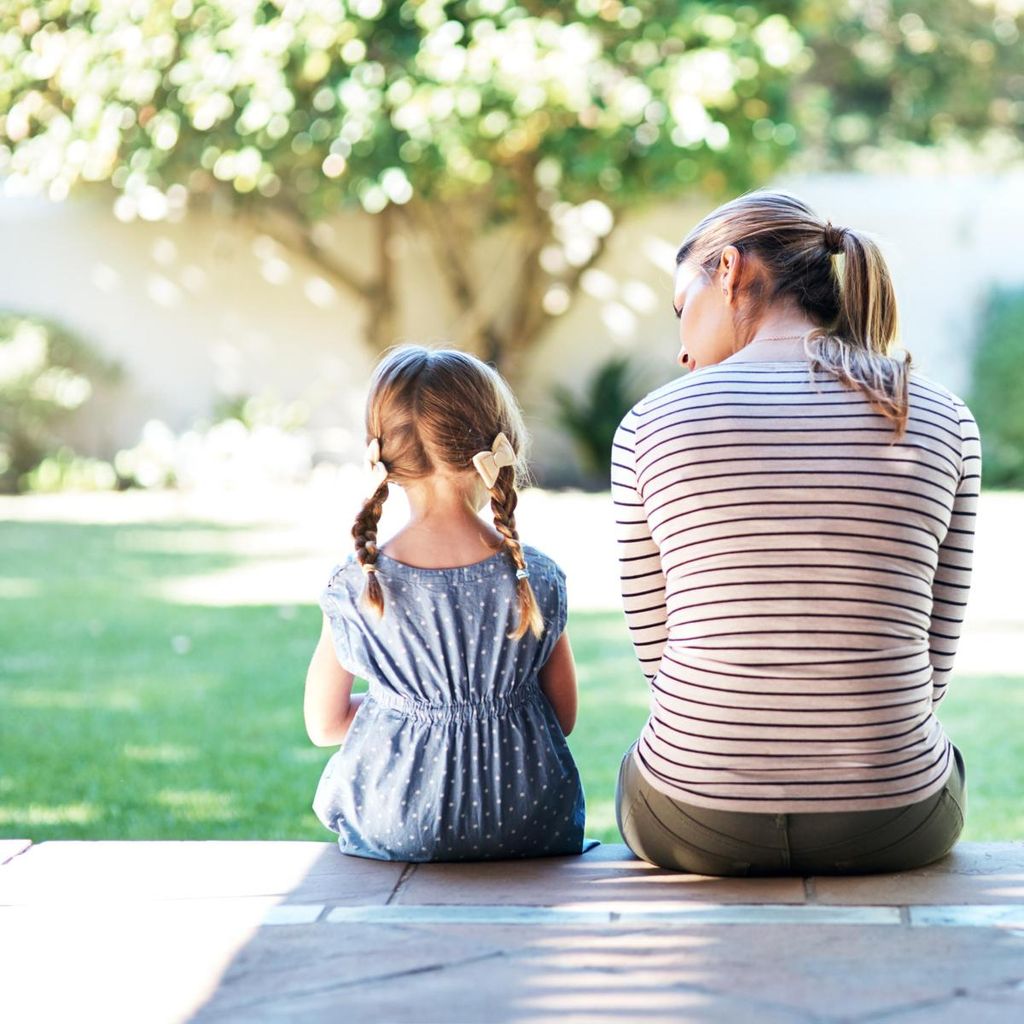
[1,0,1022,845]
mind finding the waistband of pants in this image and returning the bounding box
[366,681,542,723]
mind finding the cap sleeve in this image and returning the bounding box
[536,561,568,667]
[318,560,366,678]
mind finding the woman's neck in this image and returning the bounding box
[745,308,820,346]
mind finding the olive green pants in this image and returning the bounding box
[615,742,967,876]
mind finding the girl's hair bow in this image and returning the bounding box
[472,432,516,489]
[365,437,388,494]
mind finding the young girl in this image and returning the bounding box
[303,345,588,861]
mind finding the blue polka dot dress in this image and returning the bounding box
[311,544,588,861]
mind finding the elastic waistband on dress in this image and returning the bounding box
[366,682,542,722]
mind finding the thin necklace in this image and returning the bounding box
[749,332,808,344]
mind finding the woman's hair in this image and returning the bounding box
[676,189,913,439]
[353,345,544,640]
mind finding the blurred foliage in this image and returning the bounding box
[0,312,122,493]
[553,354,646,484]
[0,0,812,210]
[0,2,1019,372]
[967,285,1024,488]
[112,410,314,490]
[23,446,120,493]
[793,1,1023,167]
[210,391,311,431]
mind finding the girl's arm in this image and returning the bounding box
[538,631,578,736]
[303,613,361,746]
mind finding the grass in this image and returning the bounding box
[1,518,1021,845]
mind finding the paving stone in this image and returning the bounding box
[909,905,1024,928]
[0,899,280,1024]
[812,843,1024,906]
[646,924,1024,1019]
[194,924,811,1023]
[324,903,899,926]
[327,903,615,925]
[0,839,30,866]
[190,920,1024,1023]
[0,840,404,906]
[395,843,806,907]
[867,991,1024,1023]
[262,904,325,925]
[191,921,529,1021]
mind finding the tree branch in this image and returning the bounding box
[242,196,373,303]
[398,200,498,354]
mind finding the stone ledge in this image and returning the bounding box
[0,839,31,866]
[1,839,1021,909]
[2,840,1023,1023]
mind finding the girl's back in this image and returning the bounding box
[313,546,585,861]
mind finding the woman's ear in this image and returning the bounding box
[718,245,742,304]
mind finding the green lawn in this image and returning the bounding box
[1,519,1020,844]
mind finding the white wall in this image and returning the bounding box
[1,172,1022,483]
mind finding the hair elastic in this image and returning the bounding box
[823,221,847,255]
[515,567,530,580]
[361,562,379,575]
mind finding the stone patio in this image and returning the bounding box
[2,839,1023,1023]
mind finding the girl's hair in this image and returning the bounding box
[676,189,913,439]
[353,345,544,640]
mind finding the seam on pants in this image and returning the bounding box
[779,814,792,870]
[634,788,753,872]
[645,788,786,858]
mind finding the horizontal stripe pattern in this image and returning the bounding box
[611,361,982,813]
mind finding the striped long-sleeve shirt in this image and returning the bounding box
[611,337,982,813]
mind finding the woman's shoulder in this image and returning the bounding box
[617,371,705,432]
[907,371,978,430]
[908,370,970,407]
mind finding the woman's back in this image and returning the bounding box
[612,341,981,814]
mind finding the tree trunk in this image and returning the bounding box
[243,190,615,388]
[365,204,397,352]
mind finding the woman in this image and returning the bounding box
[611,190,981,876]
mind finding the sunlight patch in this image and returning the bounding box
[0,803,98,826]
[156,789,239,821]
[0,579,40,599]
[0,688,141,711]
[123,743,196,764]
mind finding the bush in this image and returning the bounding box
[968,287,1024,488]
[0,312,121,493]
[114,393,314,490]
[23,447,119,493]
[552,356,647,486]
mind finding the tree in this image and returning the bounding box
[1,1,1020,378]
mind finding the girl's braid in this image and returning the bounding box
[488,465,543,640]
[353,477,389,616]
